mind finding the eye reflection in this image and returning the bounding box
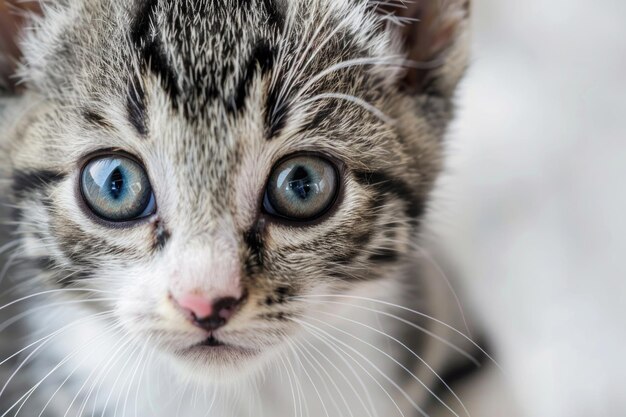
[264,155,339,221]
[80,155,155,222]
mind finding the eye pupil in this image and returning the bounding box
[290,180,310,200]
[289,166,312,200]
[110,169,124,199]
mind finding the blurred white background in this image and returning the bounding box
[433,0,626,416]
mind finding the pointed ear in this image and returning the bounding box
[379,0,471,97]
[0,1,41,94]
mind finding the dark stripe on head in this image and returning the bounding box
[300,101,335,133]
[265,89,289,139]
[142,39,180,109]
[227,41,276,114]
[235,0,285,30]
[83,110,113,130]
[12,170,66,197]
[127,77,148,135]
[353,171,426,220]
[130,0,160,46]
[131,0,180,109]
[261,0,285,30]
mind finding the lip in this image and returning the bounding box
[198,335,225,347]
[185,335,258,357]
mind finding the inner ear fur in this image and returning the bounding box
[0,1,41,94]
[378,0,471,96]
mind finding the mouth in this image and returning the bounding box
[186,334,256,358]
[198,335,225,347]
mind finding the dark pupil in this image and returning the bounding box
[288,166,312,200]
[109,168,124,200]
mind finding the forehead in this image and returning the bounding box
[130,0,283,120]
[125,1,284,219]
[29,0,405,227]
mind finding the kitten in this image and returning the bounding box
[0,1,488,416]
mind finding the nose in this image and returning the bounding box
[172,293,243,332]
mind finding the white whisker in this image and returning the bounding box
[294,297,480,365]
[299,330,377,417]
[36,323,124,417]
[310,308,470,417]
[292,294,500,370]
[294,92,395,125]
[297,319,405,417]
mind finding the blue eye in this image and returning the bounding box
[264,155,339,221]
[80,155,156,222]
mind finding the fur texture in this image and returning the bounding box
[0,1,484,416]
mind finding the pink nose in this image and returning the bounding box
[172,293,243,331]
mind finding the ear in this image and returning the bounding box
[0,1,41,94]
[378,0,471,97]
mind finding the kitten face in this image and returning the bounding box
[5,0,468,382]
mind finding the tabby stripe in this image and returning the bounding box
[127,77,148,136]
[261,0,285,30]
[143,39,181,108]
[353,170,426,219]
[300,101,335,133]
[265,87,289,139]
[83,110,113,130]
[36,257,90,288]
[131,0,181,109]
[152,220,170,251]
[367,248,399,263]
[227,41,276,114]
[236,0,285,30]
[130,0,159,46]
[244,222,266,274]
[12,170,66,196]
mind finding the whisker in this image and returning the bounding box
[290,56,442,105]
[273,1,336,113]
[411,244,472,338]
[122,337,151,417]
[134,347,156,417]
[1,316,119,417]
[293,92,395,125]
[284,351,308,417]
[0,310,115,369]
[34,323,124,417]
[291,294,500,370]
[309,308,470,417]
[277,353,300,417]
[293,297,480,365]
[300,315,445,417]
[88,332,140,417]
[104,338,144,417]
[290,339,338,417]
[294,338,354,417]
[0,288,115,312]
[0,298,117,333]
[296,320,405,417]
[72,329,137,417]
[299,331,377,417]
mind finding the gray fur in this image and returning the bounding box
[0,1,481,416]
